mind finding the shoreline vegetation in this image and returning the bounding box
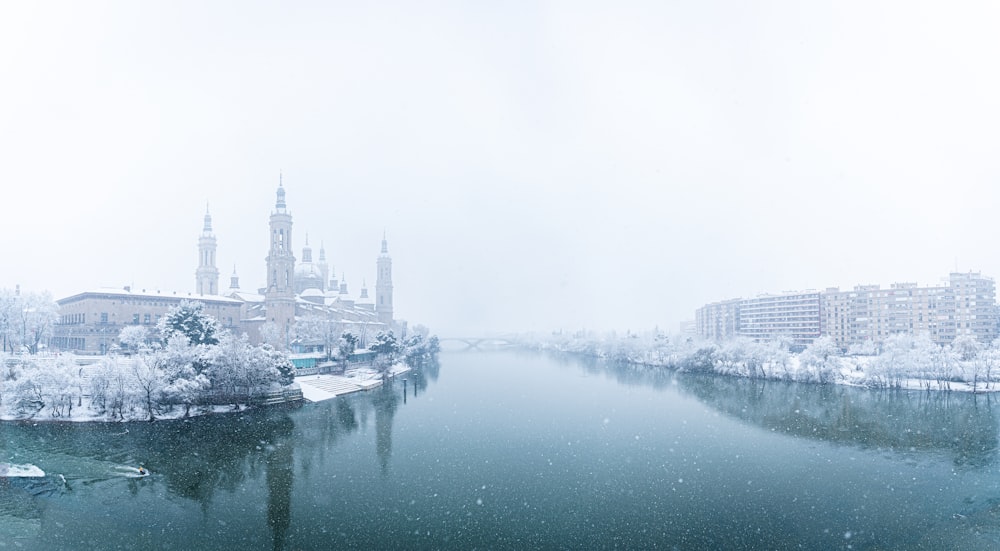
[0,299,441,423]
[518,330,1000,393]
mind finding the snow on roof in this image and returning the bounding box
[229,291,265,303]
[59,287,243,305]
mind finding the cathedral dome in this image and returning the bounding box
[294,261,324,294]
[300,287,325,304]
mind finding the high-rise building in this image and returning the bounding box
[738,291,821,348]
[697,272,999,350]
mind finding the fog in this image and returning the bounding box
[4,1,1000,336]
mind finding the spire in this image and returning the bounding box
[381,230,389,255]
[301,233,313,263]
[319,241,326,262]
[229,265,240,290]
[276,173,287,210]
[203,203,213,232]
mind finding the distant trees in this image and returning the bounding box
[522,328,1000,391]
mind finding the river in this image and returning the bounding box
[2,350,1000,550]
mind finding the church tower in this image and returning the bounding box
[229,266,240,291]
[196,206,220,296]
[376,232,394,324]
[264,180,296,347]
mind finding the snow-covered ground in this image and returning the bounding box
[297,363,411,402]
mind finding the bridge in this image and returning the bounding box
[437,337,517,351]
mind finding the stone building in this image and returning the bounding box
[52,288,242,354]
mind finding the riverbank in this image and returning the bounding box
[520,331,1000,393]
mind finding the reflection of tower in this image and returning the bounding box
[375,233,393,325]
[196,206,220,295]
[373,384,399,475]
[265,180,296,347]
[266,414,294,551]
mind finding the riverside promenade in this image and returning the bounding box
[295,364,411,402]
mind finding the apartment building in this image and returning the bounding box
[695,298,742,342]
[738,291,822,348]
[697,272,999,350]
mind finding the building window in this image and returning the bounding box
[101,313,108,323]
[144,314,151,324]
[133,314,140,324]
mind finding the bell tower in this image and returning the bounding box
[264,178,296,347]
[375,232,394,325]
[196,205,220,295]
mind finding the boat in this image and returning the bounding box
[0,462,46,477]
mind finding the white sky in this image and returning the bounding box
[4,1,1000,336]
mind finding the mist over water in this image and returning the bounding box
[3,351,1000,549]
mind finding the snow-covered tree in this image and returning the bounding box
[290,315,337,355]
[132,355,167,421]
[89,358,125,419]
[0,289,59,354]
[118,325,150,355]
[952,335,982,362]
[40,356,81,417]
[201,333,292,406]
[402,334,442,367]
[799,336,842,383]
[371,331,400,374]
[157,300,220,346]
[260,322,283,349]
[337,331,359,365]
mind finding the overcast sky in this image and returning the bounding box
[3,1,1000,336]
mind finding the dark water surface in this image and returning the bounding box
[3,350,1000,550]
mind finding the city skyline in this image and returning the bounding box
[6,2,1000,336]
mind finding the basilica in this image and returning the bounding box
[53,183,396,353]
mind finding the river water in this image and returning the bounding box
[3,350,1000,550]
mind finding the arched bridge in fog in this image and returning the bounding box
[437,337,517,351]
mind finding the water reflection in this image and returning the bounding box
[6,353,1000,549]
[265,415,294,551]
[579,354,1000,468]
[372,382,400,475]
[673,373,1000,467]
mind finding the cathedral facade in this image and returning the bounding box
[216,182,397,349]
[53,182,397,353]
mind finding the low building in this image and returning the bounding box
[52,288,243,354]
